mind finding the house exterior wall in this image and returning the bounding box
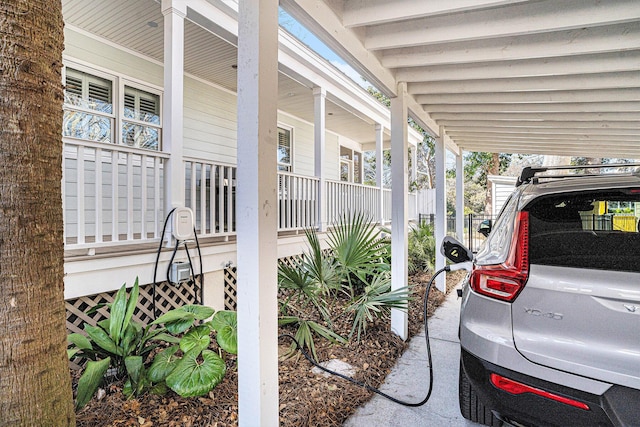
[61,28,359,301]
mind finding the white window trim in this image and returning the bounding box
[277,123,294,173]
[62,60,163,151]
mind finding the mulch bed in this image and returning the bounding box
[75,271,464,427]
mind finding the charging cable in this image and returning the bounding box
[279,264,456,407]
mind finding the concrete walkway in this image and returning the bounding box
[344,291,481,427]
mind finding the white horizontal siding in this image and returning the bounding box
[64,28,163,87]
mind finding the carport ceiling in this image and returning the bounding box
[282,0,640,159]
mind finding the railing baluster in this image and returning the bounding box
[95,148,103,243]
[140,154,148,240]
[76,146,85,245]
[126,152,134,241]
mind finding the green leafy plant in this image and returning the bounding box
[407,221,436,274]
[68,279,238,410]
[328,211,389,296]
[346,272,409,341]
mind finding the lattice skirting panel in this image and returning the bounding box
[65,279,200,335]
[222,254,305,311]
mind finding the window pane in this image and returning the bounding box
[124,86,160,125]
[340,161,350,182]
[63,110,111,143]
[64,69,113,114]
[122,122,159,150]
[278,128,291,168]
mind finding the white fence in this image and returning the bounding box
[63,140,167,249]
[64,148,434,250]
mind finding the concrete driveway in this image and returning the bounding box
[344,290,482,427]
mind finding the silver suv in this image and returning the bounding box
[446,164,640,427]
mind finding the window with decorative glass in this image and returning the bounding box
[63,67,161,151]
[122,86,161,150]
[63,68,114,143]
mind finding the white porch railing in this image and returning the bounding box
[64,151,427,250]
[185,159,236,238]
[278,172,319,231]
[63,140,167,249]
[326,180,382,225]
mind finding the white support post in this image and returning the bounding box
[456,153,465,243]
[375,123,384,225]
[314,87,327,231]
[236,0,279,425]
[161,0,186,245]
[390,82,408,340]
[435,126,447,292]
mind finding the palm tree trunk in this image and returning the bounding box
[0,1,75,424]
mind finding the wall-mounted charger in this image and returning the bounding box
[172,207,194,240]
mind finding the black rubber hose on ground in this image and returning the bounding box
[279,266,450,407]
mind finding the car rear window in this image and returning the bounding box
[526,189,640,273]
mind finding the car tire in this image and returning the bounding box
[459,361,502,427]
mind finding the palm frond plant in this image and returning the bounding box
[327,211,390,297]
[346,272,410,342]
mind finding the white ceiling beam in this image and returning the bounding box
[416,88,640,105]
[409,72,640,95]
[448,132,640,142]
[365,0,640,50]
[396,50,640,82]
[405,94,439,137]
[454,135,640,144]
[439,120,640,129]
[342,0,529,28]
[431,112,640,122]
[381,22,640,68]
[280,0,397,97]
[424,102,640,113]
[446,127,640,137]
[455,142,640,158]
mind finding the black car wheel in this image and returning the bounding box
[459,360,502,427]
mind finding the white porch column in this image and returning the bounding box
[313,87,327,231]
[435,126,447,292]
[456,153,465,244]
[375,123,384,225]
[236,0,279,424]
[161,0,186,243]
[390,82,408,340]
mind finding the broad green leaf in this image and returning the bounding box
[149,382,168,395]
[76,357,110,410]
[210,311,237,355]
[122,278,140,333]
[121,324,139,356]
[166,349,226,397]
[123,379,133,398]
[151,309,196,326]
[98,318,110,331]
[180,305,215,320]
[67,348,80,359]
[150,333,181,344]
[125,355,143,384]
[86,303,107,315]
[68,333,92,350]
[84,325,119,355]
[110,283,129,346]
[148,346,180,383]
[165,318,195,335]
[180,325,211,354]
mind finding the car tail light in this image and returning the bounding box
[470,211,529,302]
[491,374,590,411]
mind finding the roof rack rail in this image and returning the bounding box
[516,163,640,187]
